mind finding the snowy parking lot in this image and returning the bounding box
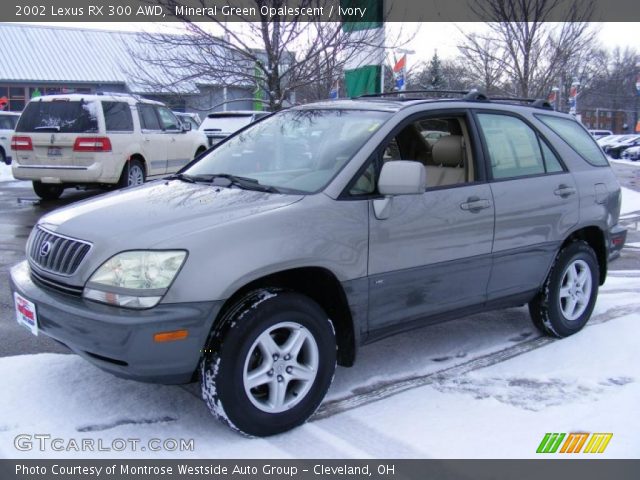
[1,161,639,459]
[0,271,638,459]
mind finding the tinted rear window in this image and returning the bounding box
[16,100,99,133]
[537,115,608,166]
[103,101,133,132]
[138,104,161,130]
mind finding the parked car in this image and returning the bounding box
[200,110,270,147]
[11,94,208,200]
[606,135,640,159]
[0,111,20,165]
[621,145,640,161]
[599,134,636,153]
[10,92,626,436]
[597,134,625,148]
[588,129,613,139]
[174,111,201,131]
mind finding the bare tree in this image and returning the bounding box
[458,0,597,98]
[129,0,413,111]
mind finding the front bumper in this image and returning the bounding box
[10,261,223,384]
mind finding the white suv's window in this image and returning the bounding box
[16,100,98,133]
[103,101,133,132]
[0,114,18,130]
[156,107,180,131]
[138,104,161,131]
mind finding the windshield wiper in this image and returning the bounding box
[208,174,281,193]
[166,172,197,183]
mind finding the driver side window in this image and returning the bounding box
[349,115,475,196]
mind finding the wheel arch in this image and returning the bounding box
[561,226,607,285]
[213,266,357,367]
[128,153,147,175]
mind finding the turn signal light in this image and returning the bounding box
[153,330,189,343]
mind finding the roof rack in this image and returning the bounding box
[357,89,488,101]
[355,89,553,110]
[486,96,554,110]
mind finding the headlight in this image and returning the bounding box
[83,250,187,309]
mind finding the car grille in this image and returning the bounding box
[27,226,92,276]
[30,269,84,297]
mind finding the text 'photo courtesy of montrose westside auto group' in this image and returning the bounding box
[0,0,639,479]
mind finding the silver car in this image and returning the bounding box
[10,92,626,436]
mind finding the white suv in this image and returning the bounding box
[0,111,20,166]
[11,94,208,200]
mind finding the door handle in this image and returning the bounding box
[460,197,491,213]
[554,184,576,198]
[144,138,150,143]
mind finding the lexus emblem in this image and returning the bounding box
[50,134,55,145]
[39,241,52,257]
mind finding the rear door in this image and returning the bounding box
[474,111,579,300]
[137,104,166,177]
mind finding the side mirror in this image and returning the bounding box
[378,161,425,195]
[374,161,426,220]
[181,122,192,132]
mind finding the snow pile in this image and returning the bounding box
[0,162,14,182]
[621,187,640,215]
[0,273,638,459]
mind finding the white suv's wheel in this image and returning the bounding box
[118,159,145,188]
[200,289,336,437]
[529,241,599,337]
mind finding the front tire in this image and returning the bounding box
[529,241,599,337]
[200,289,336,436]
[32,181,63,201]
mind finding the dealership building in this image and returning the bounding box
[0,23,258,114]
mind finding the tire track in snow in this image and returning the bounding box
[312,302,640,421]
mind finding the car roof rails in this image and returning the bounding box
[357,89,490,103]
[491,96,554,110]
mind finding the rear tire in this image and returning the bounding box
[117,159,145,188]
[32,181,63,201]
[200,289,336,437]
[529,241,599,337]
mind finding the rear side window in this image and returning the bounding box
[0,115,18,130]
[537,114,609,166]
[477,113,545,179]
[103,102,133,132]
[138,104,161,131]
[16,100,98,133]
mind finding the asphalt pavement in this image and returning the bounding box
[1,162,639,357]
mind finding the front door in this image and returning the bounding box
[364,112,495,334]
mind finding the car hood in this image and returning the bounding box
[40,180,303,246]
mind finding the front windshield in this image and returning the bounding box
[186,109,390,193]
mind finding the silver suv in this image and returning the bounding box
[10,92,626,436]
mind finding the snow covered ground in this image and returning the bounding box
[0,272,638,459]
[0,162,14,182]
